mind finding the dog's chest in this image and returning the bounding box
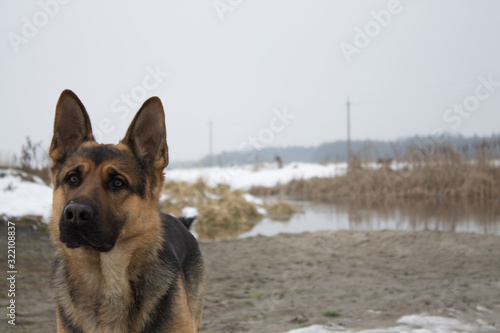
[74,253,136,332]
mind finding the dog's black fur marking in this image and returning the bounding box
[177,216,197,230]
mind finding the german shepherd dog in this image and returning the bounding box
[49,90,206,333]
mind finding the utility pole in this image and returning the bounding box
[209,120,213,167]
[346,98,351,164]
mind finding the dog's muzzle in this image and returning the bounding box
[59,202,115,252]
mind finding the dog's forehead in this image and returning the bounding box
[67,142,140,171]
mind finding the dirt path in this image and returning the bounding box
[1,224,499,332]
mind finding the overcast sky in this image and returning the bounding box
[1,0,499,163]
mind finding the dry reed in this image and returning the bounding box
[250,142,500,203]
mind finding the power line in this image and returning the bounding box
[346,97,351,164]
[209,120,213,167]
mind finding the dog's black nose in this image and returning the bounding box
[63,203,94,225]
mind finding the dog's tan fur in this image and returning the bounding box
[50,90,205,333]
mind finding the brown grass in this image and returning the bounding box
[160,180,264,240]
[250,142,500,203]
[196,193,262,240]
[264,201,298,222]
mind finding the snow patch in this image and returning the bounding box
[282,313,495,333]
[165,163,346,190]
[243,193,264,205]
[285,325,339,333]
[397,314,478,331]
[0,169,52,222]
[476,305,492,313]
[181,206,199,218]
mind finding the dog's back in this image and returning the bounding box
[160,214,206,328]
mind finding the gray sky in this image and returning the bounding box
[1,0,499,162]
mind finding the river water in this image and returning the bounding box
[238,199,500,239]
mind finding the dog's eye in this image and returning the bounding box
[66,173,80,186]
[111,176,127,189]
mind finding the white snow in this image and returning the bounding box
[242,193,268,215]
[285,325,339,333]
[282,313,496,333]
[0,169,52,221]
[396,314,482,332]
[181,206,199,218]
[165,162,346,190]
[476,305,492,313]
[243,193,264,205]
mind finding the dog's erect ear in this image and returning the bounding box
[49,90,94,163]
[121,97,168,169]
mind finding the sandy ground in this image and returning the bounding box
[1,222,500,332]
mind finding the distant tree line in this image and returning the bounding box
[179,134,500,167]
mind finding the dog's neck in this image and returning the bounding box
[63,223,163,285]
[56,225,164,332]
